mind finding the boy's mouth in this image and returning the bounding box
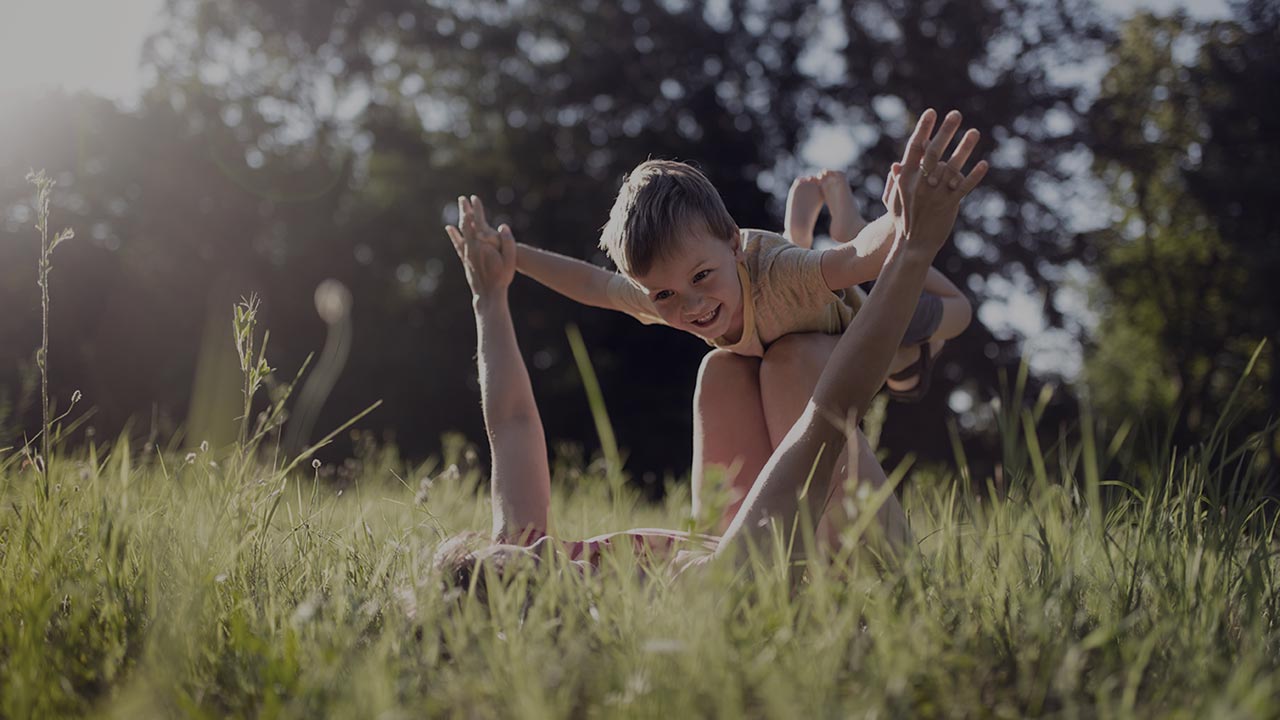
[688,304,721,330]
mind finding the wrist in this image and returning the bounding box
[473,289,510,312]
[886,234,938,268]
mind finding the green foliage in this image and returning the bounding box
[1086,8,1277,461]
[2,387,1278,716]
[1,0,1116,474]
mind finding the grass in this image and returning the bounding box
[1,385,1277,717]
[4,173,1278,717]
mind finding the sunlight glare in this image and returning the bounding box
[0,0,165,102]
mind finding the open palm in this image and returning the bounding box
[446,197,516,297]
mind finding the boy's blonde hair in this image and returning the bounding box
[599,160,739,277]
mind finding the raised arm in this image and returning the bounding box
[445,205,551,540]
[816,120,978,295]
[719,109,989,563]
[459,195,620,311]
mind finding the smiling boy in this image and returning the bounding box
[481,158,970,390]
[458,110,984,542]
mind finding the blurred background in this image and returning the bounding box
[1,0,1275,488]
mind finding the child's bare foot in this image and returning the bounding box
[819,170,866,243]
[784,175,824,248]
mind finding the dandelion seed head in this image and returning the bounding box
[312,458,322,470]
[414,476,434,506]
[292,598,318,625]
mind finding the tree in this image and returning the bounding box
[1086,5,1276,472]
[1,0,1114,477]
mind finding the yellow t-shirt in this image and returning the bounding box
[604,229,863,358]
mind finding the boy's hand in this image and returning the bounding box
[446,203,517,300]
[884,109,988,257]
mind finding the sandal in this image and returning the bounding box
[887,342,934,402]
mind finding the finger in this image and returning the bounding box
[957,160,990,196]
[498,223,516,258]
[891,179,910,237]
[922,110,963,184]
[445,225,465,254]
[946,128,981,174]
[471,195,490,230]
[901,109,936,168]
[458,195,472,225]
[900,109,936,189]
[882,163,901,206]
[447,225,472,265]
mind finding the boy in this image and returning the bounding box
[457,109,982,540]
[437,107,988,583]
[461,159,971,400]
[435,106,983,579]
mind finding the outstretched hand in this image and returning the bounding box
[446,195,516,300]
[882,108,989,257]
[460,194,500,245]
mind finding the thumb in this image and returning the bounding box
[498,224,516,258]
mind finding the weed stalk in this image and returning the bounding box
[26,170,74,499]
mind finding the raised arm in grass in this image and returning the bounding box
[444,208,550,540]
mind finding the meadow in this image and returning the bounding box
[3,172,1279,718]
[2,352,1278,718]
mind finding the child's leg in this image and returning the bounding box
[691,349,773,529]
[758,333,911,551]
[885,268,972,397]
[818,170,867,244]
[784,175,824,249]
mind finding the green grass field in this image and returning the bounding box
[4,183,1278,717]
[2,390,1277,718]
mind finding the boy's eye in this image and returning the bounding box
[692,269,711,283]
[654,290,673,301]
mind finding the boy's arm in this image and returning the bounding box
[817,213,896,290]
[458,194,623,312]
[516,243,620,311]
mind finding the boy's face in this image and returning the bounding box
[631,227,745,342]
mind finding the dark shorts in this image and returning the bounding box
[902,292,944,347]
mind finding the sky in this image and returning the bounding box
[0,0,165,103]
